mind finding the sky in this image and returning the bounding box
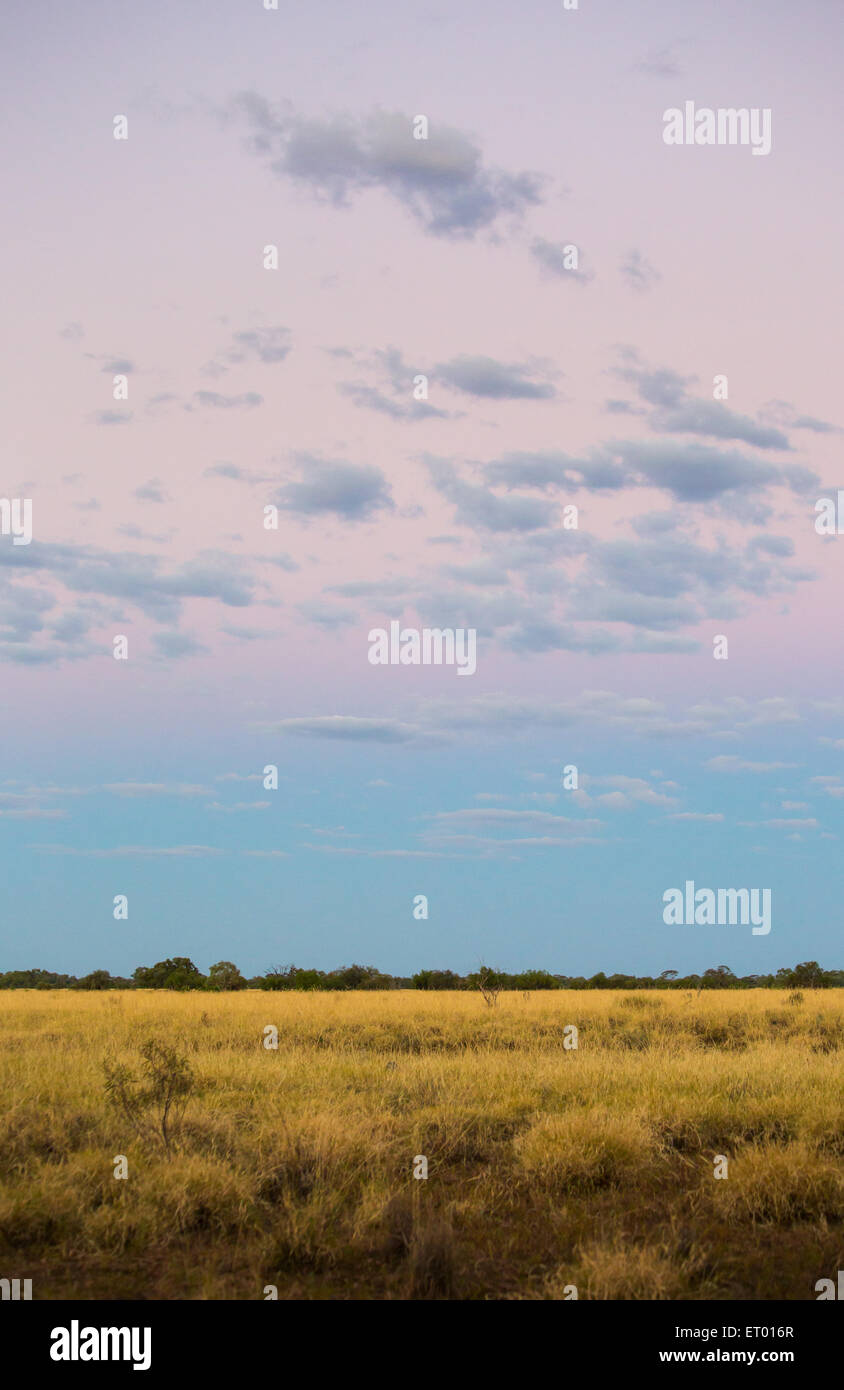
[1,0,843,979]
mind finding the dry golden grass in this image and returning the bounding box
[0,988,842,1299]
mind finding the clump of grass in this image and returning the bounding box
[711,1142,844,1224]
[566,1238,715,1300]
[407,1211,456,1298]
[514,1108,658,1190]
[378,1190,415,1257]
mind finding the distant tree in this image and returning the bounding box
[702,966,735,988]
[511,970,560,991]
[412,969,462,990]
[133,958,205,991]
[790,961,827,989]
[260,965,295,990]
[0,968,76,989]
[329,964,386,990]
[2,956,843,993]
[260,965,325,990]
[205,961,247,992]
[365,972,395,990]
[75,970,113,991]
[287,968,327,990]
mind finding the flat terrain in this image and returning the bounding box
[0,989,842,1300]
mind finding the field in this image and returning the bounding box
[1,988,842,1300]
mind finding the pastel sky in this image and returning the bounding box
[2,0,843,978]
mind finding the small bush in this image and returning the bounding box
[103,1038,195,1158]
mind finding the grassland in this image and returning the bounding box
[0,988,842,1300]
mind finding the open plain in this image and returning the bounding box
[1,988,842,1300]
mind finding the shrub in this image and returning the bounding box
[103,1038,195,1158]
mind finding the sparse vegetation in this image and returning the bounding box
[103,1038,196,1159]
[476,966,502,1008]
[0,958,840,992]
[0,988,841,1299]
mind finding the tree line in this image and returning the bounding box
[0,958,840,991]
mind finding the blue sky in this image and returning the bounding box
[6,697,844,978]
